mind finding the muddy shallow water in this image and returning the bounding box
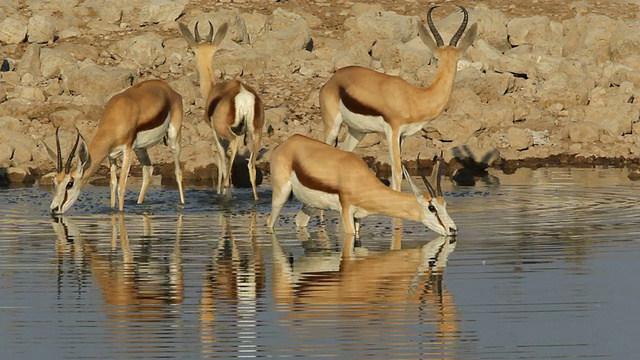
[1,167,639,359]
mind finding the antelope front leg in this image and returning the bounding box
[386,128,403,191]
[340,205,358,237]
[117,147,134,211]
[267,180,292,230]
[109,157,119,209]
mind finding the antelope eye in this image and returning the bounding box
[428,204,436,213]
[66,181,74,189]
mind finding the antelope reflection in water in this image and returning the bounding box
[199,210,265,356]
[52,213,184,341]
[271,221,459,356]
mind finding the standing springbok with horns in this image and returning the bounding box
[320,5,477,191]
[266,134,457,237]
[178,21,264,201]
[48,79,185,215]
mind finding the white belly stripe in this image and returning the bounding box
[339,100,387,133]
[133,113,171,149]
[290,172,341,212]
[339,99,429,137]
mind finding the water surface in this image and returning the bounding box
[1,168,639,359]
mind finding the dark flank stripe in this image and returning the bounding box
[136,100,171,133]
[339,87,382,117]
[292,158,340,194]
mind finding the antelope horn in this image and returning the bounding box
[426,6,444,47]
[206,21,214,43]
[194,21,201,43]
[434,155,443,197]
[449,5,469,46]
[417,153,437,198]
[65,130,81,174]
[55,127,62,173]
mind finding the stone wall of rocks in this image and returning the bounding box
[1,1,640,184]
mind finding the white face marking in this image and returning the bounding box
[290,173,341,212]
[50,171,83,215]
[132,113,171,149]
[418,196,457,236]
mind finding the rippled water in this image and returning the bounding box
[1,167,640,359]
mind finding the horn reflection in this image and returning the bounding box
[52,213,184,342]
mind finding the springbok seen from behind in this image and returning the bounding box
[319,5,477,191]
[48,79,185,215]
[178,21,265,200]
[266,134,457,237]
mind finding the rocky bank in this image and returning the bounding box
[1,0,640,186]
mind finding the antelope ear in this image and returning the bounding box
[178,22,197,47]
[418,23,438,53]
[77,135,91,173]
[457,23,477,52]
[42,139,57,162]
[211,22,229,48]
[402,165,423,198]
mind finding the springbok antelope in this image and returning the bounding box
[271,232,459,343]
[178,21,265,200]
[48,79,185,215]
[320,5,477,191]
[266,134,457,237]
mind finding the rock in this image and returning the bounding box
[40,48,79,78]
[6,166,30,183]
[65,65,135,104]
[507,127,532,150]
[0,17,27,44]
[108,33,166,69]
[16,43,42,78]
[345,10,420,46]
[507,16,562,47]
[0,143,14,164]
[27,15,55,44]
[139,0,188,25]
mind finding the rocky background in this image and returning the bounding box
[1,0,640,185]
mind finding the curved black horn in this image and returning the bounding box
[206,21,214,43]
[449,5,469,46]
[434,155,443,197]
[417,154,437,198]
[55,127,62,173]
[194,21,201,43]
[65,131,81,174]
[427,6,444,47]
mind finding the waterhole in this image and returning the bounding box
[1,167,639,359]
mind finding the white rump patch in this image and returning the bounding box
[234,85,256,132]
